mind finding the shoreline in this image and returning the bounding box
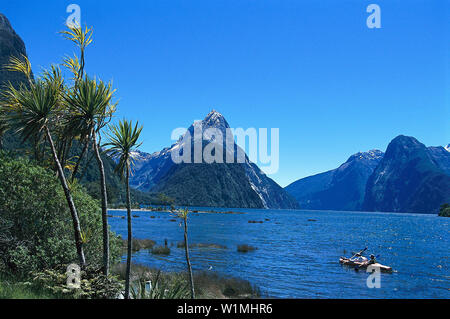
[108,208,246,215]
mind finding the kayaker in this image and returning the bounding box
[358,254,377,269]
[350,253,364,262]
[350,247,368,262]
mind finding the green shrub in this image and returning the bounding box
[0,154,121,278]
[30,265,123,299]
[131,270,190,299]
[439,204,450,217]
[111,263,189,299]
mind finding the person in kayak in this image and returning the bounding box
[350,253,366,262]
[358,254,377,269]
[349,248,368,262]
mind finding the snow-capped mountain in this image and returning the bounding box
[285,149,384,211]
[129,110,299,209]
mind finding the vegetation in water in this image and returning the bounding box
[151,246,171,256]
[122,239,156,253]
[237,244,258,253]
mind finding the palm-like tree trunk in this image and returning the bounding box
[33,134,41,162]
[61,139,73,172]
[45,126,86,267]
[183,216,195,299]
[71,138,89,183]
[124,162,132,299]
[92,129,109,276]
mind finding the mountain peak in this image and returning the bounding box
[346,149,383,163]
[128,109,298,209]
[204,109,224,121]
[384,135,426,157]
[363,136,450,213]
[0,13,30,89]
[0,13,13,33]
[202,109,230,129]
[391,135,421,145]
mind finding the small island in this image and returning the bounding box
[438,204,450,217]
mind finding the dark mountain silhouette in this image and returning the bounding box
[362,135,450,214]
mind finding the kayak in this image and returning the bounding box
[339,257,393,273]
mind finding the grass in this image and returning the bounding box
[194,271,260,299]
[1,262,261,299]
[151,245,171,255]
[237,244,257,253]
[0,277,56,299]
[111,263,260,299]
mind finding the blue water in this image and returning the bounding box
[108,208,449,298]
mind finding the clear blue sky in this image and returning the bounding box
[2,0,448,186]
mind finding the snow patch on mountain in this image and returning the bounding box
[127,110,298,209]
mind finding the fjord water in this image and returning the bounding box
[108,209,449,298]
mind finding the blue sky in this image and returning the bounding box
[2,0,448,186]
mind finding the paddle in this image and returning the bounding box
[350,247,367,259]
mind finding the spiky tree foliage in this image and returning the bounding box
[4,54,33,86]
[62,25,117,276]
[1,71,87,267]
[64,76,116,276]
[42,65,73,166]
[61,25,94,178]
[3,55,44,159]
[105,119,143,299]
[60,26,92,85]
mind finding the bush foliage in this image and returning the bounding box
[439,203,450,217]
[30,265,123,299]
[0,153,121,277]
